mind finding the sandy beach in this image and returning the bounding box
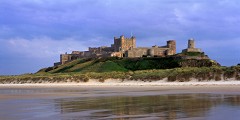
[1,80,240,100]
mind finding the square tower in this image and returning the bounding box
[113,35,136,52]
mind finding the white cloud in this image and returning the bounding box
[1,37,88,58]
[1,0,240,74]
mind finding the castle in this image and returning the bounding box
[54,35,203,66]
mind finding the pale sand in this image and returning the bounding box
[0,79,240,98]
[1,79,240,87]
[0,84,240,101]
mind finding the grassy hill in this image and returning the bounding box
[2,56,239,84]
[37,57,220,74]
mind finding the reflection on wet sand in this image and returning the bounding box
[56,94,240,120]
[1,87,240,120]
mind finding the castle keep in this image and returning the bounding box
[54,35,203,66]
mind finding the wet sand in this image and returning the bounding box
[1,84,240,120]
[1,84,240,100]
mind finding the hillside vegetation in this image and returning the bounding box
[37,57,219,74]
[0,66,239,84]
[1,57,238,84]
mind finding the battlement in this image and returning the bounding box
[114,35,136,40]
[72,51,81,54]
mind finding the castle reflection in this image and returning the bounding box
[54,94,240,120]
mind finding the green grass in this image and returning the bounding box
[77,61,127,73]
[69,60,95,72]
[37,57,220,74]
[49,59,84,73]
[97,61,128,72]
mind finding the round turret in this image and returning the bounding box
[149,49,154,56]
[188,38,195,48]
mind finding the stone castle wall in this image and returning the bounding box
[126,40,176,58]
[60,54,71,64]
[54,35,204,66]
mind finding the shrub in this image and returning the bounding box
[99,78,105,83]
[223,67,236,80]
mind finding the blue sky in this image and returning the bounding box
[0,0,240,75]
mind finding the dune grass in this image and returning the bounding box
[2,57,237,83]
[1,66,240,84]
